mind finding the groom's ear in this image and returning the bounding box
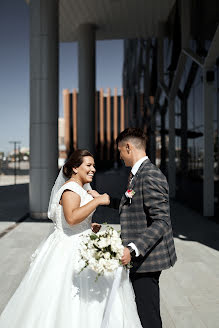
[126,143,131,154]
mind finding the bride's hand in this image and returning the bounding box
[91,223,101,233]
[87,189,100,198]
[97,193,110,206]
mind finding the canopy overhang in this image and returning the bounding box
[59,0,175,41]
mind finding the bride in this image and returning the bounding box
[0,149,142,328]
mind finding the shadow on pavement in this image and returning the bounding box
[171,200,219,251]
[0,184,29,222]
[0,169,218,252]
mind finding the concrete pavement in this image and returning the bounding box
[0,169,219,327]
[0,184,29,238]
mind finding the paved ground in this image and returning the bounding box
[160,202,219,328]
[0,161,29,185]
[0,169,218,327]
[0,183,29,238]
[0,175,29,186]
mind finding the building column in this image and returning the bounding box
[160,106,167,174]
[157,24,166,173]
[150,109,156,164]
[63,89,71,155]
[29,0,59,219]
[77,23,96,154]
[180,98,188,173]
[203,69,215,216]
[168,99,176,197]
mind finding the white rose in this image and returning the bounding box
[80,249,89,260]
[104,252,111,260]
[88,258,98,270]
[111,238,122,252]
[78,259,86,271]
[112,230,119,238]
[98,238,110,248]
[92,261,104,274]
[104,259,119,272]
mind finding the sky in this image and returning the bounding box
[0,1,123,154]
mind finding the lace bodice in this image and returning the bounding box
[53,182,94,236]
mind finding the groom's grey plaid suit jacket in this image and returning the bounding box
[118,159,177,273]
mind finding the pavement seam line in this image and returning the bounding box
[0,213,29,239]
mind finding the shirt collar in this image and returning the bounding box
[131,156,148,176]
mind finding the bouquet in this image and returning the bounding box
[78,226,124,280]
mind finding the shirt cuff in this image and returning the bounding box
[128,242,140,257]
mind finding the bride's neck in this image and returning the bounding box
[70,176,83,186]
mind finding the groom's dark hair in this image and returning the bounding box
[63,149,94,178]
[116,128,146,150]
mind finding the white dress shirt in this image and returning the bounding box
[128,156,148,257]
[131,156,148,176]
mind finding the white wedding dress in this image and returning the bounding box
[0,182,142,328]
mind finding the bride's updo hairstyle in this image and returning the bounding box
[63,149,94,179]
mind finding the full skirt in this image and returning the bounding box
[0,228,142,328]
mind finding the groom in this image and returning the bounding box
[112,128,177,328]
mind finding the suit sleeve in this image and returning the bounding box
[134,172,170,257]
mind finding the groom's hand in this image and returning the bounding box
[121,247,131,265]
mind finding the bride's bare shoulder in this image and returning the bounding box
[63,180,72,186]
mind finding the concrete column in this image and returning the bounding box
[203,69,215,216]
[167,0,191,198]
[157,23,164,84]
[99,88,104,160]
[180,98,188,173]
[157,24,166,173]
[120,88,125,132]
[160,106,167,174]
[114,88,118,162]
[150,109,156,165]
[63,89,70,154]
[126,98,131,128]
[168,99,176,197]
[106,88,111,160]
[72,89,78,150]
[29,0,59,219]
[77,23,96,154]
[180,0,191,49]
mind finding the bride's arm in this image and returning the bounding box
[61,191,110,226]
[88,190,120,209]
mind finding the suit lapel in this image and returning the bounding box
[119,193,127,213]
[119,158,150,214]
[129,158,150,190]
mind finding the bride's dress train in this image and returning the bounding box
[0,182,142,328]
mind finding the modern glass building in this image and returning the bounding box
[27,0,219,218]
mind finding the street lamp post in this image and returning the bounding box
[9,141,21,185]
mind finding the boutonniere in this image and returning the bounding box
[125,189,136,204]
